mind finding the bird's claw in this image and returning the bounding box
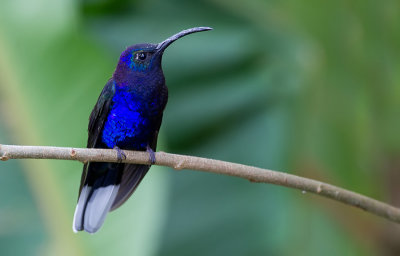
[113,146,126,163]
[146,145,156,165]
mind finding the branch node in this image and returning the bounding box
[317,184,322,193]
[70,148,77,158]
[0,154,9,161]
[173,159,185,170]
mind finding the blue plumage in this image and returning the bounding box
[102,84,153,149]
[73,27,212,233]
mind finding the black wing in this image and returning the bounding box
[87,79,115,149]
[78,79,115,194]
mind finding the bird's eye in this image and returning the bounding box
[136,52,147,61]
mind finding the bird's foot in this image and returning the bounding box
[113,146,126,163]
[146,145,156,165]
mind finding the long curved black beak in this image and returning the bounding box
[156,27,212,53]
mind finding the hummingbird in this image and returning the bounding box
[73,27,212,233]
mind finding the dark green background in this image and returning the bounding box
[1,0,399,255]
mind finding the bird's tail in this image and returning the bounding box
[73,162,122,233]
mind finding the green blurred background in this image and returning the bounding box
[1,0,400,255]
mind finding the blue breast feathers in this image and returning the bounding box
[101,88,152,149]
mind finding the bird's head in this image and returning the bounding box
[115,27,212,78]
[118,43,158,73]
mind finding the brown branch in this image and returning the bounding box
[1,144,400,224]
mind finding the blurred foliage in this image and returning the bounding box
[0,0,400,255]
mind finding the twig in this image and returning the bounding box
[1,144,400,224]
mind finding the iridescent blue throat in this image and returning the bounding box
[101,85,152,149]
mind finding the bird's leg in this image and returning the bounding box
[113,146,126,163]
[146,145,156,165]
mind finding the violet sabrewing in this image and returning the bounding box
[73,27,212,233]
